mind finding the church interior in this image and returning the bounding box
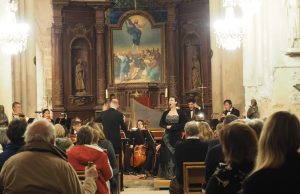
[0,0,300,194]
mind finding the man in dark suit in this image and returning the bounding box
[221,99,240,121]
[169,121,208,194]
[95,98,126,190]
[185,98,205,121]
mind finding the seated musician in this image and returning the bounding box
[169,121,208,194]
[124,120,146,174]
[42,109,54,123]
[12,102,28,121]
[68,117,82,143]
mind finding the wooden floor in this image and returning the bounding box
[123,174,171,192]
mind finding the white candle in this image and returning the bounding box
[105,89,108,99]
[165,88,168,98]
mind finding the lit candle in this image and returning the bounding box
[165,88,168,98]
[105,89,108,99]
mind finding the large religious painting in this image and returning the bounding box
[110,12,165,84]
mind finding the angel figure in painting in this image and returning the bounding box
[126,18,145,49]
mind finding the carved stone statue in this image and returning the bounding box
[75,58,86,95]
[191,53,201,89]
[247,99,260,119]
[287,0,300,48]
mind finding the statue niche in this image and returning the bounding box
[69,37,93,106]
[183,34,202,92]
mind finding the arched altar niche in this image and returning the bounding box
[182,33,203,92]
[70,37,92,96]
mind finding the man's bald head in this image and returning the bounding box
[25,119,55,144]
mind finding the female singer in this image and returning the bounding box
[42,109,54,123]
[158,96,186,179]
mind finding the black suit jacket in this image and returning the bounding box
[205,144,224,183]
[223,107,240,117]
[95,108,126,152]
[175,139,208,184]
[185,108,204,121]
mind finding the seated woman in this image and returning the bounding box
[42,109,54,123]
[206,122,257,194]
[124,120,146,174]
[67,126,113,194]
[243,111,300,194]
[54,124,73,152]
[87,121,117,194]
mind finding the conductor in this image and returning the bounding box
[95,98,127,190]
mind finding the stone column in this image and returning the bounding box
[52,4,65,112]
[95,7,106,107]
[166,3,178,97]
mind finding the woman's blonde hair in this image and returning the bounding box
[197,121,214,142]
[86,122,106,143]
[54,124,65,138]
[255,111,300,172]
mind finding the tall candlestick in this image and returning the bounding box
[165,88,168,98]
[105,89,108,99]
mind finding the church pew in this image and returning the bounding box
[183,162,206,194]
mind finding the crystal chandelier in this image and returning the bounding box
[214,6,244,50]
[0,0,29,54]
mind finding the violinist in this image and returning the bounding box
[42,109,54,124]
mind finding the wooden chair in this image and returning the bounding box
[183,162,206,194]
[116,154,121,194]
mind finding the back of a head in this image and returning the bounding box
[247,119,264,138]
[197,121,213,141]
[255,111,300,171]
[220,122,257,164]
[7,119,27,143]
[25,119,55,144]
[223,114,238,125]
[76,126,93,145]
[184,121,200,137]
[54,124,66,138]
[86,122,101,144]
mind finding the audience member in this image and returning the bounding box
[246,118,264,138]
[169,121,208,194]
[0,105,8,127]
[243,111,300,194]
[0,119,27,169]
[197,121,214,142]
[54,124,73,152]
[0,119,98,194]
[206,123,257,194]
[67,126,113,194]
[70,117,82,135]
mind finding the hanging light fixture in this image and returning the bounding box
[0,0,29,54]
[214,0,244,50]
[214,0,260,50]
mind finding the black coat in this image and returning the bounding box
[159,109,187,147]
[243,151,300,194]
[205,144,224,183]
[223,107,240,117]
[95,108,126,152]
[185,108,205,121]
[175,139,208,184]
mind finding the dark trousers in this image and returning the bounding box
[114,147,124,191]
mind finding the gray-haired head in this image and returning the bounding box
[184,121,200,137]
[247,119,264,138]
[24,119,55,144]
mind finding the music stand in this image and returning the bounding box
[141,129,155,147]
